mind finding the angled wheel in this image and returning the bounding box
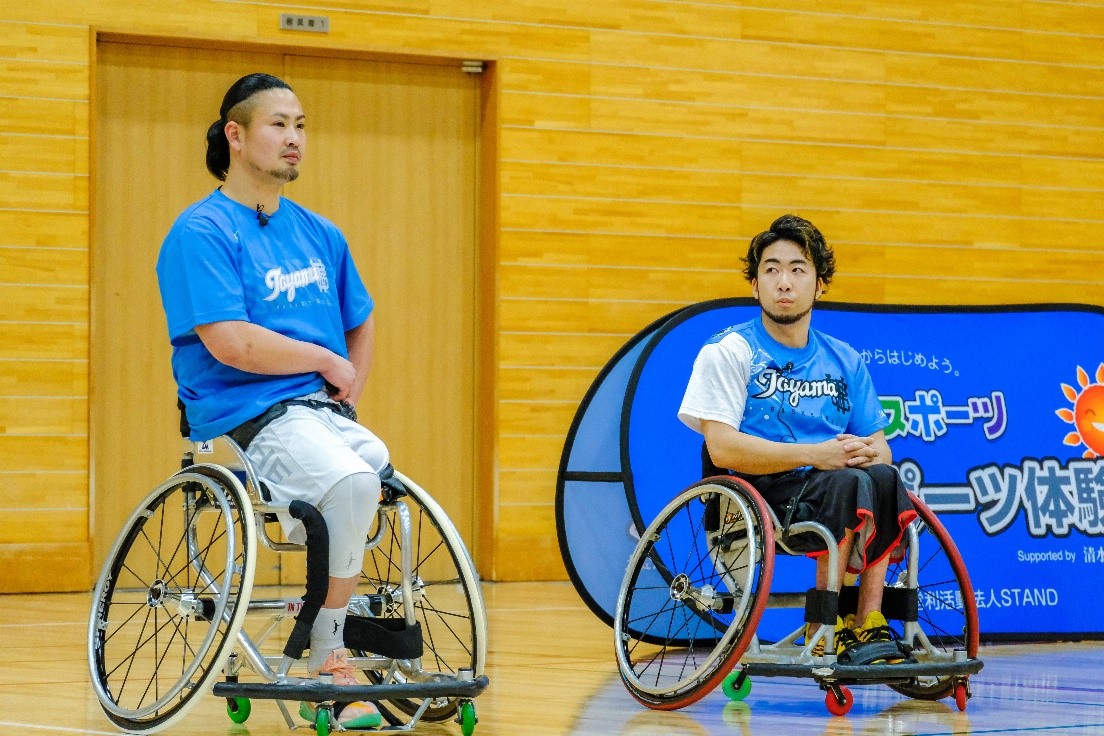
[88,464,256,733]
[353,471,486,722]
[954,682,968,711]
[615,477,774,710]
[825,685,853,716]
[888,494,979,701]
[722,670,751,701]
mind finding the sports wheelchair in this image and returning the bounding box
[88,429,488,735]
[613,473,982,716]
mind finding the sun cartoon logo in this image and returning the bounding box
[1057,363,1104,458]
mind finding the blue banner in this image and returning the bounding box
[557,300,1104,638]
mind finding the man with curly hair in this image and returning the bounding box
[678,214,916,659]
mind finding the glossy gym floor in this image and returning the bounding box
[1,582,1100,736]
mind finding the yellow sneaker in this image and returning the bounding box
[806,616,858,657]
[854,611,906,664]
[854,611,897,644]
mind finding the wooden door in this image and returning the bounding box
[93,42,479,582]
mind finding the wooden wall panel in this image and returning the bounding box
[4,286,87,323]
[0,246,87,284]
[0,60,89,99]
[0,172,87,210]
[0,360,86,396]
[0,21,90,59]
[0,398,86,435]
[0,212,86,247]
[501,231,739,271]
[0,137,88,175]
[500,298,683,334]
[0,324,87,361]
[0,0,1101,588]
[0,97,89,137]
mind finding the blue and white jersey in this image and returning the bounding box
[678,316,886,444]
[157,189,373,441]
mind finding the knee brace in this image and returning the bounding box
[319,472,382,578]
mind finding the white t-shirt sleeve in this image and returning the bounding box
[677,336,752,435]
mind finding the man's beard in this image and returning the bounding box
[269,166,299,183]
[761,303,812,326]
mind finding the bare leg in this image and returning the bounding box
[854,553,891,624]
[816,528,854,591]
[324,575,359,609]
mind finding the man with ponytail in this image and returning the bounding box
[157,73,384,729]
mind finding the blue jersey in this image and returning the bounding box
[157,189,373,441]
[678,317,887,445]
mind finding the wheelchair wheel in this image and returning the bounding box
[614,477,774,710]
[888,493,979,701]
[354,471,487,722]
[88,465,257,733]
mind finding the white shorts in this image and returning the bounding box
[245,391,389,545]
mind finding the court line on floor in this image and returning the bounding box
[926,725,1104,735]
[0,721,118,735]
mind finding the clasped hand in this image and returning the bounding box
[813,434,881,470]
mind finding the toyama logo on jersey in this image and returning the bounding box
[264,259,329,302]
[893,362,1104,539]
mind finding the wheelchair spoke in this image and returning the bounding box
[351,479,483,724]
[162,522,227,594]
[107,604,194,683]
[616,480,772,708]
[112,605,154,701]
[90,472,255,731]
[100,599,149,645]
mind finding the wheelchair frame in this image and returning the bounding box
[614,475,982,716]
[88,435,488,735]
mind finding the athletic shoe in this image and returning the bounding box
[854,611,898,645]
[300,648,382,729]
[806,615,857,657]
[854,611,907,664]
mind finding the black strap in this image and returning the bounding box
[778,475,814,537]
[228,398,358,450]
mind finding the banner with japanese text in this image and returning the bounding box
[558,300,1104,639]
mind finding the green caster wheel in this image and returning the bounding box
[458,700,477,736]
[315,706,331,736]
[722,670,752,701]
[226,696,251,723]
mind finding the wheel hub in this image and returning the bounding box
[147,579,168,608]
[669,573,691,601]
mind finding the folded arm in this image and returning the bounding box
[702,419,891,475]
[194,320,356,399]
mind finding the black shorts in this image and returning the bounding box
[742,465,917,572]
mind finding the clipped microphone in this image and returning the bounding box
[256,204,269,227]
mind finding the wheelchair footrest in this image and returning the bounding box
[743,658,983,683]
[213,674,489,702]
